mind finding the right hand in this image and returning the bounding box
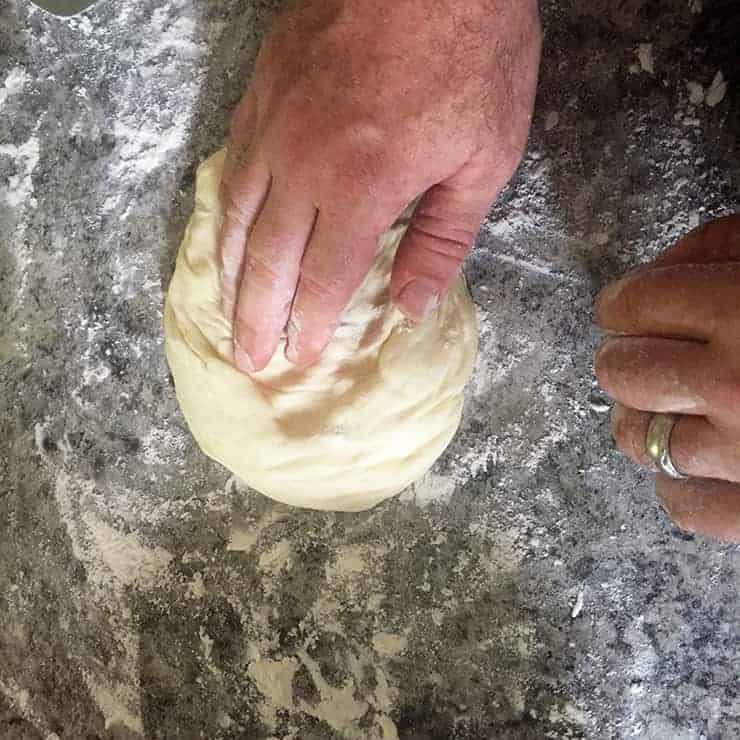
[219,0,541,371]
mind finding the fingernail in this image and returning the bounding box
[398,278,441,320]
[233,342,255,373]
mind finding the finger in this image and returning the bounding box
[233,190,317,372]
[595,262,740,340]
[228,90,258,153]
[651,213,740,268]
[602,215,740,292]
[285,213,386,368]
[219,155,271,325]
[612,404,740,482]
[610,404,655,469]
[595,336,713,415]
[390,173,493,320]
[220,90,258,203]
[656,477,740,543]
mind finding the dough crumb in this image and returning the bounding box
[705,70,727,108]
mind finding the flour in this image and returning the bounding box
[0,680,30,716]
[87,682,144,736]
[570,586,585,619]
[248,658,299,722]
[548,702,588,728]
[636,43,655,74]
[705,70,727,108]
[372,632,407,657]
[33,1,209,569]
[34,422,175,591]
[0,67,31,108]
[0,678,60,740]
[257,538,293,574]
[3,1,739,737]
[32,415,185,734]
[69,317,112,407]
[68,0,208,213]
[410,470,458,504]
[544,110,560,131]
[411,151,573,507]
[111,119,189,179]
[110,252,161,300]
[81,361,111,386]
[686,80,705,106]
[0,135,39,335]
[140,425,188,466]
[82,512,173,588]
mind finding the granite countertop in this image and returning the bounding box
[1,0,738,738]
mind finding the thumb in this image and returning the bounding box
[390,176,493,320]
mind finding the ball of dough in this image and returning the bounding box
[164,150,478,511]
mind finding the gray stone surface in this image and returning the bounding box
[1,0,738,738]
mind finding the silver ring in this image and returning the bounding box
[645,414,688,480]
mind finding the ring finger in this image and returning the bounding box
[219,91,271,324]
[612,403,740,483]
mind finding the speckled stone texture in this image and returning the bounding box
[0,0,738,738]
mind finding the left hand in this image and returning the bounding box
[595,214,740,543]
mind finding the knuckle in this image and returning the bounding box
[326,127,392,201]
[338,127,387,174]
[410,214,476,260]
[223,195,250,227]
[298,267,336,304]
[245,251,283,288]
[613,413,644,464]
[611,404,656,468]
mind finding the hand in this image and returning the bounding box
[219,0,541,370]
[595,215,740,543]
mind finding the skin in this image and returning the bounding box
[219,0,737,542]
[219,0,542,370]
[595,215,740,543]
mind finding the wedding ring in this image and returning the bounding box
[645,413,688,480]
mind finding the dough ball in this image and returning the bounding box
[164,150,478,511]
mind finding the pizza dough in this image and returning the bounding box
[164,149,478,511]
